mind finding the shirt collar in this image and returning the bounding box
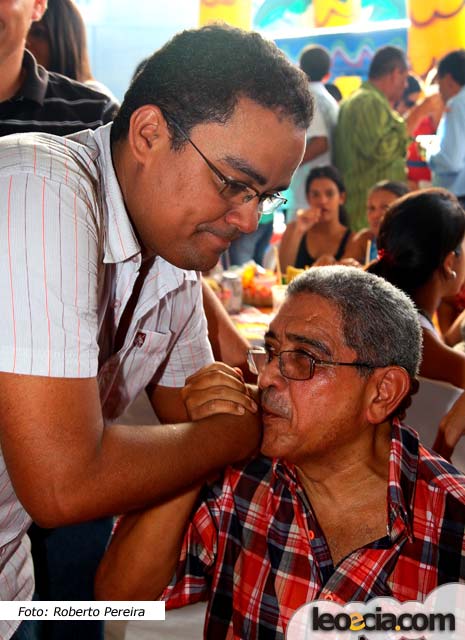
[18,50,48,105]
[387,420,419,541]
[91,123,198,284]
[362,80,391,106]
[91,122,142,264]
[272,420,419,542]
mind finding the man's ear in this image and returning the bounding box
[31,0,48,22]
[127,105,170,165]
[365,367,412,424]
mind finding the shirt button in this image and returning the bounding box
[308,530,315,540]
[132,255,139,263]
[113,300,121,310]
[133,332,146,348]
[324,594,334,601]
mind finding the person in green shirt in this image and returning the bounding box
[334,46,409,230]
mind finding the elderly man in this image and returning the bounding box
[96,266,465,639]
[0,23,312,640]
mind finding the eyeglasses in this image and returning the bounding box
[167,117,287,218]
[247,347,377,381]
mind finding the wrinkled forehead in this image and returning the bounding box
[267,293,347,357]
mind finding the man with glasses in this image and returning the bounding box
[0,23,311,638]
[97,266,465,638]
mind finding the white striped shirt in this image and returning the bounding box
[0,123,213,625]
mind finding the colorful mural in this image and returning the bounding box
[313,0,361,28]
[408,0,465,76]
[275,28,407,82]
[199,0,252,28]
[198,0,465,87]
[253,0,406,30]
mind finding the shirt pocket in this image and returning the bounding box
[100,328,173,422]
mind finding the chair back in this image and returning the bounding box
[405,376,465,472]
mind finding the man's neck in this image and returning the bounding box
[295,421,391,506]
[368,78,393,106]
[295,421,391,565]
[0,49,25,103]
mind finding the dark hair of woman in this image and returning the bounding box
[27,0,92,82]
[369,188,465,297]
[369,180,409,199]
[305,165,349,226]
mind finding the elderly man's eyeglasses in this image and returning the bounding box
[247,347,376,381]
[167,117,287,218]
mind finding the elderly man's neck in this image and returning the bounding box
[295,421,391,504]
[0,50,25,102]
[295,421,391,565]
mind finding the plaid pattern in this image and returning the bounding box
[163,423,465,639]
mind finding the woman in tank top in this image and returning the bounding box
[279,166,364,272]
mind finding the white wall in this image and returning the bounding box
[75,0,199,101]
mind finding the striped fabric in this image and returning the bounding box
[0,123,213,632]
[334,82,408,231]
[163,423,465,639]
[0,51,118,137]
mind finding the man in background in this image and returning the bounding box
[427,49,465,208]
[286,44,339,220]
[334,46,408,230]
[0,0,118,136]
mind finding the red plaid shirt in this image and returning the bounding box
[163,423,465,639]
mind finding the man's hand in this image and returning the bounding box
[181,362,258,420]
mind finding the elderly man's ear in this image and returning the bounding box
[365,367,412,424]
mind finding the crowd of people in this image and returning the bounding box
[0,2,465,640]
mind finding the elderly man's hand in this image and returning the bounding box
[181,362,259,421]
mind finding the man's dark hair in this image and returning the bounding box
[368,46,407,80]
[325,82,342,102]
[438,49,465,87]
[111,24,313,147]
[299,45,331,82]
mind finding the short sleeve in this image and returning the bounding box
[0,173,100,377]
[162,484,221,609]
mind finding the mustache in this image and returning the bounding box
[196,224,241,242]
[260,388,291,418]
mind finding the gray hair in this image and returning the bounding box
[287,266,422,378]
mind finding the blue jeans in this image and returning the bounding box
[26,518,113,640]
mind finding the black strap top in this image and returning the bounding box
[294,227,352,269]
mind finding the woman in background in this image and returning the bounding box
[354,180,409,263]
[369,188,465,460]
[26,0,117,100]
[279,165,362,271]
[369,188,465,388]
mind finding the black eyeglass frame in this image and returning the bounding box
[166,116,287,216]
[247,347,378,381]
